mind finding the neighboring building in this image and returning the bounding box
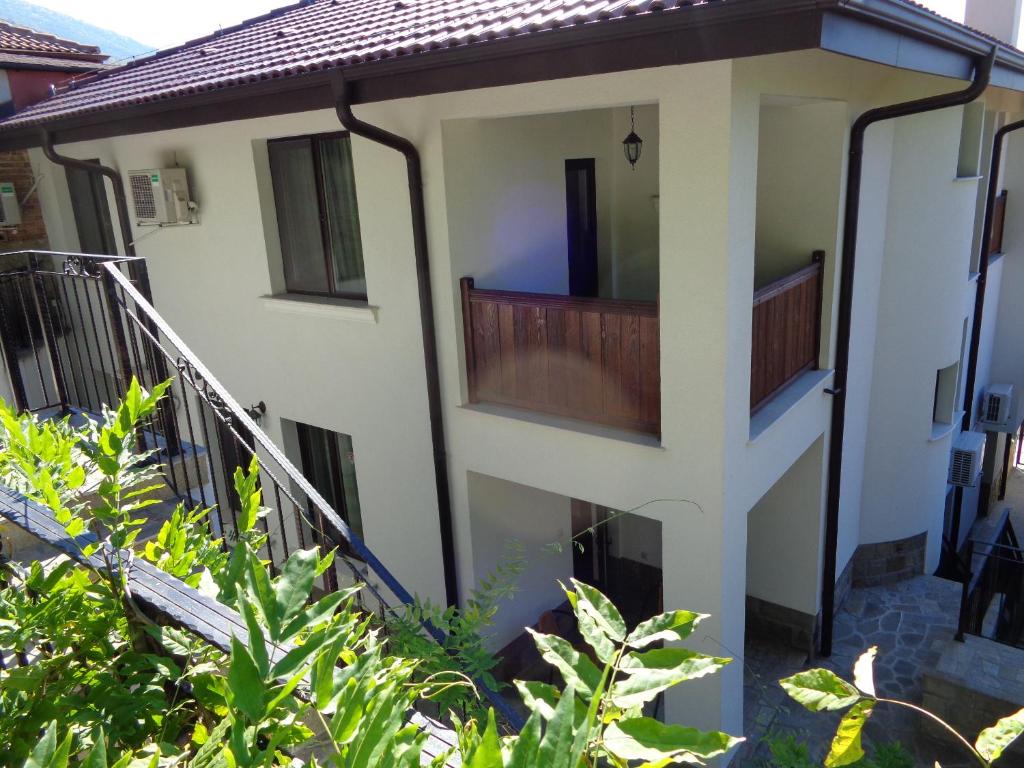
[1,0,1024,750]
[0,21,107,248]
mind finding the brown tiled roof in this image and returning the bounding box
[0,0,1018,133]
[1,0,721,129]
[0,21,106,60]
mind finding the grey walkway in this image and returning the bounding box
[737,575,970,766]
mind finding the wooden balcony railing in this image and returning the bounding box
[750,251,825,412]
[460,278,660,436]
[990,190,1007,255]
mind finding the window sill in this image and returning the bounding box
[929,415,963,443]
[953,175,983,182]
[260,294,378,324]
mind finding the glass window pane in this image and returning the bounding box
[268,138,329,294]
[67,161,117,255]
[299,423,338,512]
[318,136,366,298]
[334,432,363,540]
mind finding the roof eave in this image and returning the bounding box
[0,0,1021,151]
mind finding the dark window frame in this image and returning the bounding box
[295,421,363,558]
[66,159,118,256]
[267,131,367,301]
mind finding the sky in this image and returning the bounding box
[25,0,970,50]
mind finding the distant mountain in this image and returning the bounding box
[0,0,152,63]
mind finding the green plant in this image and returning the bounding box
[762,732,817,768]
[386,541,524,721]
[858,741,914,768]
[454,578,743,766]
[780,646,1024,767]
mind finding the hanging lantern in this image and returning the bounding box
[622,105,643,170]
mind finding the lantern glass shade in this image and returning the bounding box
[623,130,643,169]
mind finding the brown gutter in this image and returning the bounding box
[819,49,995,657]
[332,73,459,610]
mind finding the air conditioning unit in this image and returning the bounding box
[127,168,194,226]
[0,182,21,227]
[949,431,986,487]
[979,383,1014,429]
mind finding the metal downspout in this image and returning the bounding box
[950,116,1024,564]
[332,74,459,610]
[819,50,995,657]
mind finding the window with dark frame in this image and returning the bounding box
[295,421,364,551]
[66,160,118,256]
[268,132,366,300]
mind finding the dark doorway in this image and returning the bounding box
[66,161,118,255]
[571,499,609,590]
[565,158,598,297]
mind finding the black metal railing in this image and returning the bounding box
[0,250,518,724]
[957,510,1024,649]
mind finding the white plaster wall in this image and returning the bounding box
[441,104,657,300]
[31,110,450,608]
[746,435,826,616]
[466,471,572,650]
[755,100,846,287]
[859,108,978,572]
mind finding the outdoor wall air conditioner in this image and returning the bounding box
[0,182,22,227]
[127,168,194,226]
[949,431,986,487]
[979,383,1014,429]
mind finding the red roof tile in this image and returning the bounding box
[0,21,105,59]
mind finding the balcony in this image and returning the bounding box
[460,278,660,436]
[750,252,824,413]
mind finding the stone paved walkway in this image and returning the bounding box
[736,575,969,766]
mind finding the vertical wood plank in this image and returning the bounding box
[639,315,660,430]
[619,312,641,420]
[499,304,516,398]
[602,313,622,417]
[460,278,477,403]
[547,308,567,409]
[580,310,602,415]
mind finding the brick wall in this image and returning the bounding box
[0,149,49,251]
[852,531,927,587]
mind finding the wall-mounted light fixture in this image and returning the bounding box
[244,401,266,424]
[622,106,643,170]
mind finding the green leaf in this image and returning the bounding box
[779,668,861,712]
[226,635,265,723]
[24,721,57,768]
[976,706,1024,762]
[273,548,319,630]
[240,599,269,678]
[604,717,742,763]
[507,710,543,768]
[536,683,576,768]
[625,610,707,649]
[612,648,730,709]
[569,578,626,642]
[575,606,617,664]
[465,709,503,768]
[852,646,877,697]
[826,699,875,767]
[245,556,279,638]
[526,629,601,699]
[82,731,107,768]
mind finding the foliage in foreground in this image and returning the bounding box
[780,646,1024,767]
[0,381,743,766]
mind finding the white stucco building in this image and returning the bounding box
[2,0,1024,748]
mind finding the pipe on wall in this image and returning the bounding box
[331,74,460,610]
[819,50,995,657]
[949,116,1024,558]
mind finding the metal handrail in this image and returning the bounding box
[0,250,521,727]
